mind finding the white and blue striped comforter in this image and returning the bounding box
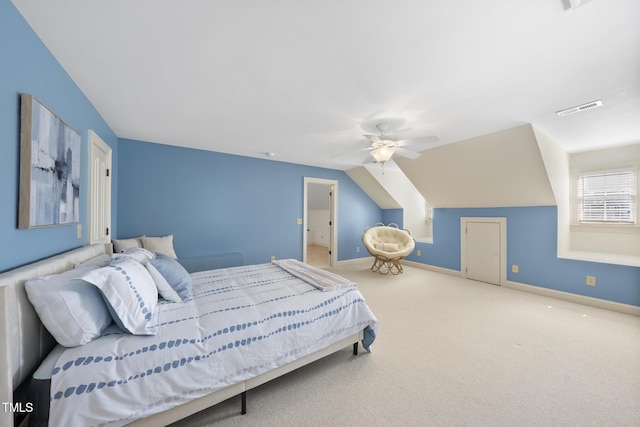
[49,262,379,427]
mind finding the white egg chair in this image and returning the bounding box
[362,223,415,275]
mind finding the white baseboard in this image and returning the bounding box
[341,257,462,276]
[403,260,462,277]
[338,256,462,277]
[342,258,639,316]
[503,280,640,317]
[336,257,370,266]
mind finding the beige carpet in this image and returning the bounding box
[171,260,640,426]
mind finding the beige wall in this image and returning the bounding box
[395,124,556,208]
[533,126,570,254]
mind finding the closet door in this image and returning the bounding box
[461,217,505,286]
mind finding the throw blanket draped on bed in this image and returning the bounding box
[48,262,378,427]
[272,258,355,291]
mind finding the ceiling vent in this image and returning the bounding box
[556,100,603,117]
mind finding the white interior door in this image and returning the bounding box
[329,183,335,266]
[88,130,112,245]
[461,218,505,286]
[303,177,338,266]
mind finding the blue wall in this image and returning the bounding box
[406,206,640,306]
[116,139,381,265]
[0,0,118,272]
[382,209,403,228]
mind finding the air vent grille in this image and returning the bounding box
[556,100,603,117]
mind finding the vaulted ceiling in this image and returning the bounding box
[11,0,640,170]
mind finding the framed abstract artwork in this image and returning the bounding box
[19,93,81,228]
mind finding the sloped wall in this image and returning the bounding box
[533,126,571,254]
[395,124,556,208]
[363,163,431,240]
[345,166,401,209]
[346,162,432,240]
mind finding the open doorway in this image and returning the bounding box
[303,178,337,267]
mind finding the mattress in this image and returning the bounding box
[44,262,378,426]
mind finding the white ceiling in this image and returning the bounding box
[12,0,640,170]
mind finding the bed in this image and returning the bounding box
[0,244,378,427]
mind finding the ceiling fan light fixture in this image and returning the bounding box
[371,145,397,163]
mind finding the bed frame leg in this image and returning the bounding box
[241,391,247,415]
[353,342,358,355]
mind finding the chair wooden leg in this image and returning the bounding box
[390,259,403,275]
[371,256,405,275]
[371,256,385,273]
[371,257,380,272]
[371,255,404,275]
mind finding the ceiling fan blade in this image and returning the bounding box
[332,147,373,165]
[394,147,421,160]
[383,127,429,140]
[332,150,367,160]
[397,135,438,149]
[331,139,374,158]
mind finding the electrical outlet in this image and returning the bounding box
[356,246,360,253]
[296,218,302,225]
[270,256,276,261]
[416,249,421,257]
[512,264,519,273]
[586,276,596,286]
[77,223,82,239]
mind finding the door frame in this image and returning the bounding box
[303,177,338,266]
[460,217,506,285]
[88,129,112,245]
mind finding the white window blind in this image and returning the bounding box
[577,170,636,224]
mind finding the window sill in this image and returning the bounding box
[571,224,640,234]
[559,250,640,267]
[415,237,433,244]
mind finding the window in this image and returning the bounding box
[577,169,636,224]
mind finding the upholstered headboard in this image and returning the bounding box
[0,244,107,427]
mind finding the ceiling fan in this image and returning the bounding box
[348,121,438,165]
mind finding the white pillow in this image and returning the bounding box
[145,261,182,303]
[112,247,155,264]
[112,236,144,253]
[141,235,178,259]
[374,242,400,252]
[25,265,113,347]
[78,253,112,269]
[81,258,158,335]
